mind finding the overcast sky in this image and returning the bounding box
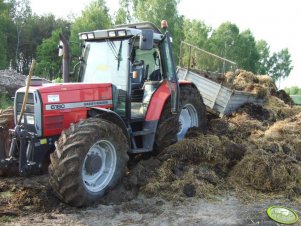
[30,0,301,88]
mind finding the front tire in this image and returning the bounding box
[48,118,129,207]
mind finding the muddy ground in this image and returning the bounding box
[0,175,300,226]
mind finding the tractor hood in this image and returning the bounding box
[16,82,113,104]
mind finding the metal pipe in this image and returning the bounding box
[59,33,70,83]
[18,59,36,125]
[181,41,237,66]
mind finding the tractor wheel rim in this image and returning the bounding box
[82,140,117,193]
[177,103,198,140]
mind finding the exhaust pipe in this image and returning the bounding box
[59,33,70,83]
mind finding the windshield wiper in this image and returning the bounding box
[117,41,123,70]
[106,39,123,70]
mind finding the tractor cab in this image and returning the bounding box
[77,22,178,124]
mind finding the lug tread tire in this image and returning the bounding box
[48,118,129,207]
[154,85,206,153]
[0,107,14,158]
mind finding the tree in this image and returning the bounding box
[114,0,132,25]
[132,0,184,59]
[269,48,293,84]
[235,29,259,72]
[35,30,62,80]
[284,86,301,95]
[0,0,14,69]
[206,22,240,72]
[69,0,111,57]
[207,22,260,73]
[182,19,211,48]
[256,39,271,75]
[208,22,239,60]
[179,19,211,69]
[10,0,31,71]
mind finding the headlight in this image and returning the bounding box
[26,115,35,125]
[108,31,116,37]
[117,30,126,36]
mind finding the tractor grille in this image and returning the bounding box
[15,92,37,133]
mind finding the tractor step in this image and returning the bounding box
[130,148,152,153]
[132,129,154,136]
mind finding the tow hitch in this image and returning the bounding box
[0,125,56,175]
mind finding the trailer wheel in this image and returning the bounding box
[0,107,14,159]
[48,118,129,207]
[154,85,206,153]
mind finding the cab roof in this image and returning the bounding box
[79,22,163,41]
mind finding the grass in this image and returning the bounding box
[0,94,13,109]
[0,216,16,223]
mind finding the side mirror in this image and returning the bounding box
[139,29,154,50]
[58,41,63,56]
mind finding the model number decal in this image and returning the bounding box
[50,104,65,110]
[45,100,112,111]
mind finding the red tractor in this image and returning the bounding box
[0,21,206,206]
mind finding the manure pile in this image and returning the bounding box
[126,70,301,202]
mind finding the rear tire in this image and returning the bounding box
[0,107,14,159]
[177,85,206,140]
[154,85,206,153]
[0,107,14,176]
[48,118,129,207]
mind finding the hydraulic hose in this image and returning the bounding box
[17,59,36,125]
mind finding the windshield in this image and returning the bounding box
[79,40,128,91]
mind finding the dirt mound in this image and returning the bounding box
[224,70,277,98]
[0,175,65,220]
[227,111,301,200]
[0,70,26,97]
[136,135,246,199]
[229,150,301,193]
[272,89,295,105]
[134,96,301,202]
[0,69,50,97]
[264,95,301,120]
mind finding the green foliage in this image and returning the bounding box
[269,48,293,82]
[182,19,211,48]
[290,95,301,105]
[256,40,270,75]
[0,33,8,69]
[285,86,300,95]
[0,0,14,69]
[52,77,63,83]
[0,94,13,109]
[207,22,259,72]
[70,0,111,57]
[10,0,32,71]
[132,0,184,60]
[35,30,62,80]
[0,0,295,85]
[114,0,132,24]
[235,30,259,72]
[208,22,239,59]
